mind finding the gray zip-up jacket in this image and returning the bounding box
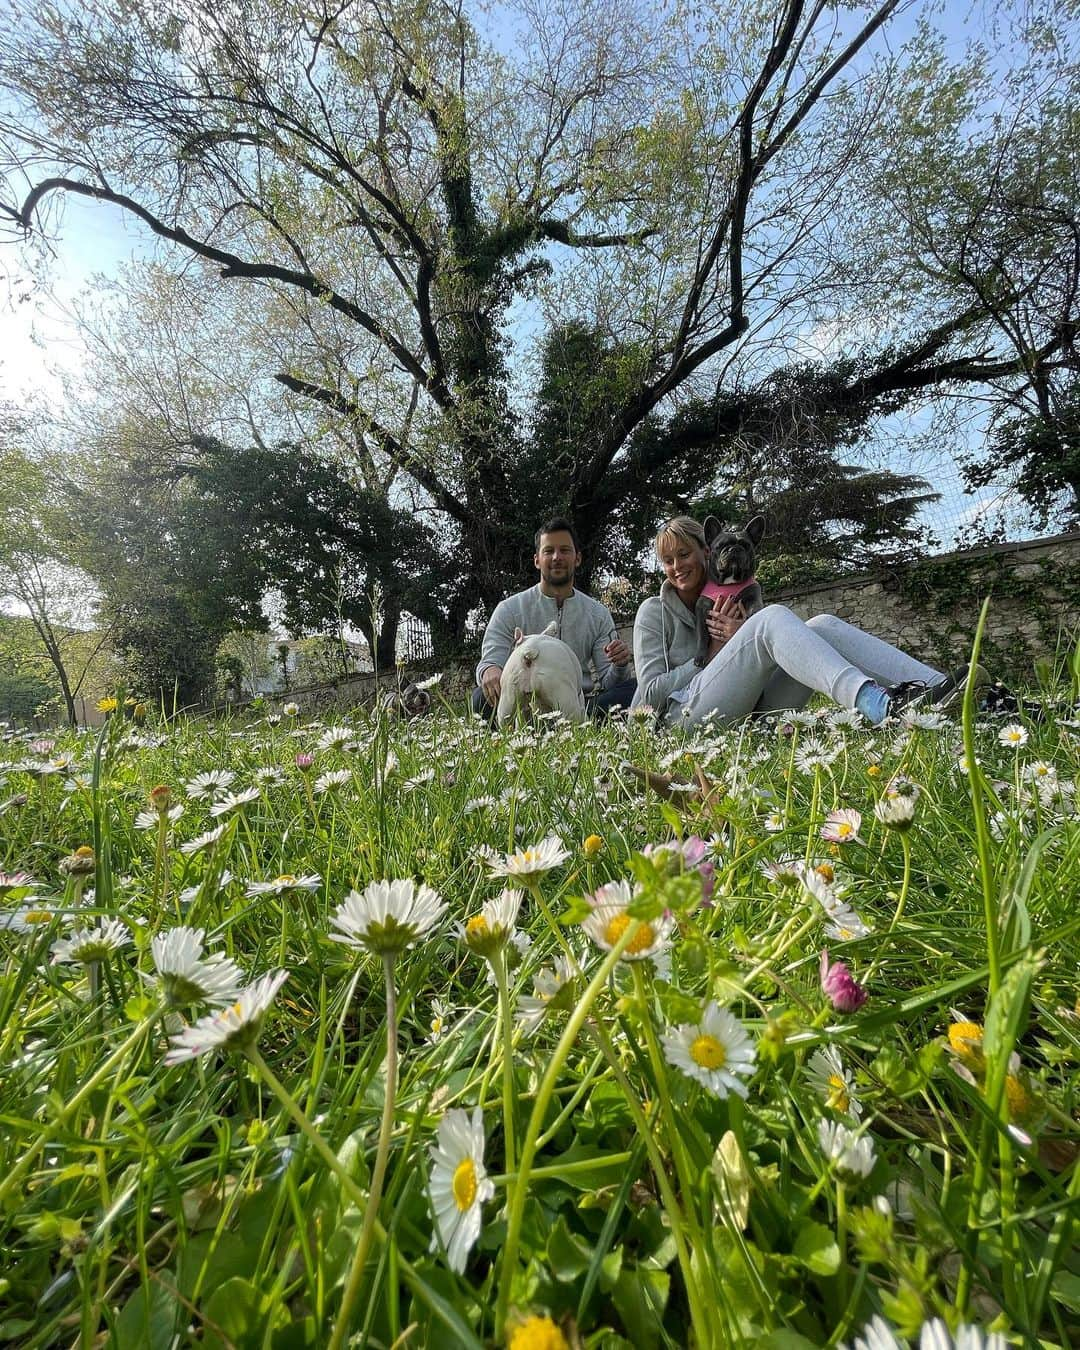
[630,582,700,715]
[476,585,629,693]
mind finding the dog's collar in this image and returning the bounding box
[701,577,756,601]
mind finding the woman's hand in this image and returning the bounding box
[704,597,746,659]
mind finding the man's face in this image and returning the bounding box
[535,530,580,587]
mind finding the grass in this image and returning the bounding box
[0,674,1078,1349]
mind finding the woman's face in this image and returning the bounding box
[658,535,708,598]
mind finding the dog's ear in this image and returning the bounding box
[513,627,525,645]
[541,620,558,638]
[743,515,765,548]
[703,515,726,546]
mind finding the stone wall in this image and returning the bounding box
[766,532,1080,678]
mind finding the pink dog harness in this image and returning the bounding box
[701,577,757,604]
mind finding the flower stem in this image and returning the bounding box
[525,879,576,965]
[491,947,516,1174]
[328,951,399,1350]
[865,832,911,983]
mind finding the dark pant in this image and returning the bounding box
[470,679,637,724]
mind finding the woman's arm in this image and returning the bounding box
[632,599,699,710]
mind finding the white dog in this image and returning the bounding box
[496,623,586,725]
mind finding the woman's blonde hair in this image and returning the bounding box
[654,515,706,560]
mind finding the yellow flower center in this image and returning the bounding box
[273,874,297,886]
[836,822,853,838]
[815,863,834,884]
[690,1034,727,1070]
[75,846,94,859]
[583,834,603,857]
[948,1021,984,1063]
[867,765,881,777]
[508,1314,570,1350]
[827,1074,850,1114]
[1034,764,1049,777]
[603,912,655,955]
[24,910,53,924]
[1005,1074,1031,1118]
[431,1016,444,1036]
[466,915,489,937]
[452,1157,477,1211]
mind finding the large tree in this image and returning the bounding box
[2,0,1075,624]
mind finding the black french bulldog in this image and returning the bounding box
[380,679,432,718]
[694,515,766,667]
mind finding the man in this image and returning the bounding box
[471,517,636,721]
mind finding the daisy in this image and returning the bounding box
[314,768,352,794]
[842,1317,1008,1350]
[330,879,447,955]
[802,870,871,941]
[403,770,436,790]
[793,738,838,774]
[180,824,228,856]
[428,997,451,1044]
[820,950,869,1011]
[252,766,288,788]
[901,710,948,731]
[283,702,300,716]
[150,927,245,1007]
[487,835,570,879]
[463,888,523,958]
[0,903,62,934]
[821,809,862,844]
[415,673,443,690]
[428,1107,494,1273]
[1022,759,1056,784]
[515,955,579,1036]
[210,787,262,818]
[998,723,1028,748]
[763,811,785,833]
[464,795,497,813]
[0,870,39,897]
[51,918,131,965]
[818,1119,876,1179]
[829,709,864,729]
[580,880,674,962]
[185,770,235,801]
[245,873,321,898]
[759,856,803,888]
[662,1001,756,1099]
[316,726,352,751]
[807,1045,863,1118]
[164,970,288,1063]
[135,804,185,830]
[874,791,917,830]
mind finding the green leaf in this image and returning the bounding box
[109,1274,179,1350]
[610,1268,670,1350]
[547,1214,593,1281]
[1050,1270,1080,1314]
[792,1220,840,1276]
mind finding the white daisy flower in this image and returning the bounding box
[662,1001,756,1098]
[0,902,62,934]
[763,811,785,833]
[515,954,579,1036]
[180,824,228,856]
[829,708,865,729]
[415,673,443,690]
[806,1045,862,1119]
[1022,759,1056,784]
[802,868,872,941]
[252,766,288,788]
[428,997,451,1044]
[820,808,862,844]
[428,1107,494,1273]
[403,770,436,790]
[463,887,523,958]
[135,804,185,830]
[210,787,262,818]
[185,770,235,801]
[842,1316,1008,1350]
[901,710,948,731]
[464,795,497,814]
[51,918,131,965]
[151,927,245,1007]
[487,834,570,879]
[283,702,300,716]
[314,769,352,794]
[759,856,803,888]
[164,970,288,1064]
[580,879,674,962]
[316,726,353,751]
[874,792,917,831]
[244,873,321,898]
[330,879,447,955]
[0,870,40,897]
[794,738,838,774]
[998,723,1029,748]
[817,1119,876,1179]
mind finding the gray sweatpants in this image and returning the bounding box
[675,606,943,726]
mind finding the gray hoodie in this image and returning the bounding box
[630,582,700,715]
[476,585,629,693]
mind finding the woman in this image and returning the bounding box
[631,516,973,727]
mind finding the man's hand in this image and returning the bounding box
[604,636,631,667]
[704,597,746,660]
[480,664,503,707]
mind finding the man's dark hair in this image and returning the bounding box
[534,516,581,552]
